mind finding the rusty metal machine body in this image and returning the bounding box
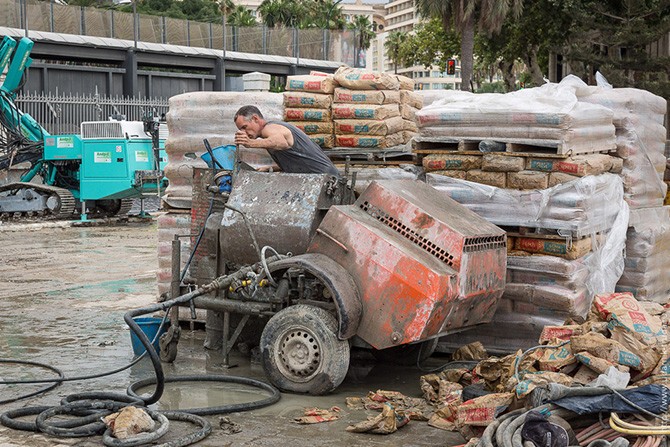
[178,170,506,395]
[308,180,507,350]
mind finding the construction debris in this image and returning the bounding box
[293,407,341,424]
[103,406,155,440]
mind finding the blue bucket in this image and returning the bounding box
[201,144,236,170]
[129,317,168,356]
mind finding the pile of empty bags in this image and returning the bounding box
[334,292,668,446]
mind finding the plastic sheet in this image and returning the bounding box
[415,76,616,154]
[615,206,670,303]
[426,173,626,237]
[578,84,668,209]
[164,91,283,209]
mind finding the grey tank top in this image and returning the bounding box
[265,121,339,176]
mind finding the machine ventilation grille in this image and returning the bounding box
[463,236,506,252]
[81,122,124,139]
[360,201,455,267]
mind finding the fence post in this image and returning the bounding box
[209,22,213,49]
[162,16,167,44]
[50,0,54,33]
[262,26,267,54]
[80,6,86,36]
[187,20,190,46]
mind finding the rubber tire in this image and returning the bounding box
[371,337,439,366]
[260,304,349,395]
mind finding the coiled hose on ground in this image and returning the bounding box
[0,258,284,446]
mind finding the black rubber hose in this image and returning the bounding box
[0,359,64,404]
[152,411,212,447]
[126,374,281,415]
[35,400,131,437]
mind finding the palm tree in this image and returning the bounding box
[258,0,307,28]
[227,4,257,27]
[415,0,522,91]
[347,15,375,50]
[385,31,405,74]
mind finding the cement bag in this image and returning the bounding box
[309,134,335,149]
[526,154,622,177]
[578,86,667,126]
[332,103,400,120]
[290,121,333,135]
[335,133,405,148]
[334,67,400,91]
[283,91,332,109]
[157,213,192,296]
[403,119,418,132]
[284,108,331,122]
[394,74,415,91]
[400,90,423,109]
[504,283,590,317]
[333,88,400,105]
[334,116,405,136]
[400,104,419,121]
[165,91,282,209]
[286,75,336,94]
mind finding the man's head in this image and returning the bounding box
[234,105,265,138]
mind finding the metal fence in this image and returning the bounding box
[1,0,360,63]
[15,91,169,135]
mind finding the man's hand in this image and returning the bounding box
[235,130,252,147]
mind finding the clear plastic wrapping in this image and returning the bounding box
[165,91,283,209]
[415,76,616,154]
[578,84,668,209]
[426,173,625,237]
[615,206,670,303]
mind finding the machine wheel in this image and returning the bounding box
[260,304,349,395]
[371,337,439,366]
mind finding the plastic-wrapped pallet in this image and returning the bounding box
[426,172,625,237]
[578,85,668,209]
[165,91,282,209]
[347,165,424,195]
[616,206,670,303]
[415,76,616,155]
[283,74,335,149]
[436,190,629,354]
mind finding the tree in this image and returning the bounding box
[414,0,522,91]
[346,15,375,51]
[385,31,406,74]
[226,4,257,27]
[397,17,460,73]
[258,0,308,28]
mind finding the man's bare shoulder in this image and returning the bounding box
[262,122,290,135]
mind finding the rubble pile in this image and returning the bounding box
[283,72,336,149]
[343,293,669,445]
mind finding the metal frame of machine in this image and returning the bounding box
[166,167,508,395]
[0,36,167,221]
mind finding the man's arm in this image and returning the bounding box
[235,123,294,150]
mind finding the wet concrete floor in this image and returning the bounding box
[0,220,465,446]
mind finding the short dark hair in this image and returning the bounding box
[234,105,263,121]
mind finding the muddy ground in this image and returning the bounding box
[0,219,465,446]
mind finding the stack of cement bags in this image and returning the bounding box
[576,84,669,305]
[283,73,336,149]
[415,78,617,155]
[579,86,668,209]
[160,91,282,300]
[331,67,414,148]
[616,207,670,303]
[423,78,629,353]
[423,152,622,190]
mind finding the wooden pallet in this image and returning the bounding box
[412,137,616,158]
[324,145,415,163]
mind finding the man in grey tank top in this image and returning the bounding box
[234,105,339,176]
